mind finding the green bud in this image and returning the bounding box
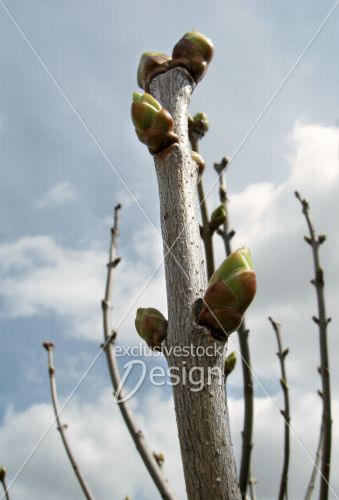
[131,93,179,155]
[191,151,205,177]
[172,30,214,84]
[225,351,237,377]
[209,205,226,231]
[193,112,209,135]
[135,308,168,350]
[137,52,172,91]
[198,248,256,336]
[0,467,6,481]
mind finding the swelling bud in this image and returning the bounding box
[137,52,172,91]
[131,92,178,155]
[135,307,168,350]
[191,151,205,177]
[172,30,214,84]
[198,248,256,338]
[224,351,237,377]
[209,205,226,231]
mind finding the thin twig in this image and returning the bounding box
[248,471,257,500]
[42,342,94,500]
[269,317,290,500]
[190,132,215,279]
[305,423,324,500]
[101,204,176,500]
[215,160,254,499]
[295,191,332,500]
[0,468,10,500]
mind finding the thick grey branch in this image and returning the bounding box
[101,205,176,500]
[295,192,332,500]
[150,67,241,500]
[43,343,94,500]
[269,317,290,500]
[215,163,254,499]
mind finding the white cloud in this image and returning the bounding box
[37,182,78,209]
[0,388,338,500]
[0,228,166,342]
[0,389,184,500]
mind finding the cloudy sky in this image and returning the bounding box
[1,1,339,499]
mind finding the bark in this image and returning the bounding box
[150,67,241,500]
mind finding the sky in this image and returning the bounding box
[0,1,339,499]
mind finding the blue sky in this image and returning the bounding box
[1,1,339,499]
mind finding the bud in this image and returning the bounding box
[198,248,256,336]
[131,92,179,154]
[224,351,237,377]
[172,30,214,84]
[135,308,168,350]
[137,52,172,91]
[209,205,226,231]
[191,151,205,177]
[193,112,209,135]
[0,467,6,481]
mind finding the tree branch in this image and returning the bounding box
[0,467,10,500]
[101,204,176,500]
[215,161,254,499]
[150,67,241,500]
[295,191,332,500]
[42,342,94,500]
[269,317,290,500]
[190,132,215,279]
[304,423,324,500]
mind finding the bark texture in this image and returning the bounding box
[150,68,241,500]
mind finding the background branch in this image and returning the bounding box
[101,204,176,500]
[0,467,10,500]
[269,317,290,500]
[42,342,94,500]
[215,160,254,499]
[189,131,215,278]
[304,423,324,500]
[295,191,332,499]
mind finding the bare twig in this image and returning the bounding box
[101,204,176,500]
[305,424,324,500]
[215,160,254,499]
[269,317,290,500]
[42,342,94,500]
[189,131,215,278]
[0,467,10,500]
[295,191,332,500]
[248,472,257,500]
